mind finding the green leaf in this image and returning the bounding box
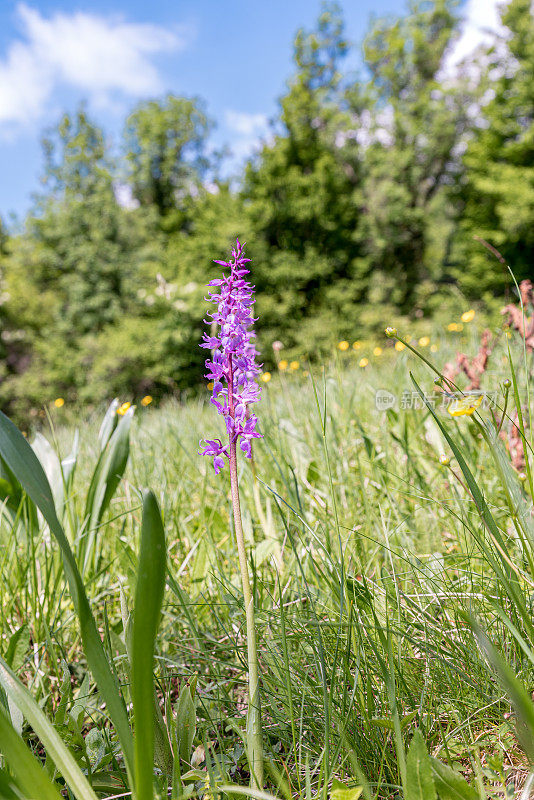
[0,767,24,800]
[0,458,22,515]
[330,779,363,800]
[429,758,478,800]
[32,432,65,517]
[120,582,173,780]
[70,672,91,730]
[98,399,120,451]
[4,625,30,673]
[61,429,79,489]
[154,691,174,779]
[0,703,63,800]
[54,660,72,728]
[86,727,106,769]
[0,654,100,800]
[405,730,436,800]
[86,407,132,528]
[176,683,196,765]
[131,490,167,800]
[83,407,133,568]
[0,410,134,782]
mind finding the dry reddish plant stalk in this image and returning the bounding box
[438,309,529,470]
[502,279,534,351]
[440,329,493,391]
[498,279,534,470]
[507,410,527,471]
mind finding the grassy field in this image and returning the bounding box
[1,320,534,800]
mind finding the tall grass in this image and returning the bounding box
[0,324,534,798]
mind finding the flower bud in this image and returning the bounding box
[385,327,397,338]
[503,378,512,389]
[439,454,450,466]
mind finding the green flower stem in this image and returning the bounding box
[228,438,264,791]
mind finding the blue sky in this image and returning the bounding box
[0,0,499,222]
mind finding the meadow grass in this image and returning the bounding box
[1,324,534,799]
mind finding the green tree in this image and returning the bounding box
[36,109,139,336]
[358,0,468,312]
[87,186,247,402]
[1,109,145,414]
[454,0,534,298]
[124,95,212,226]
[243,3,365,356]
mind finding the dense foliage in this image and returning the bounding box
[0,0,533,418]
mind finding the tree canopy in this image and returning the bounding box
[1,0,532,419]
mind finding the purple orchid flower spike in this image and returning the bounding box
[199,239,262,473]
[198,238,265,790]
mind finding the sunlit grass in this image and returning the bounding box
[1,325,534,798]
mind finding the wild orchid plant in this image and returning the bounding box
[200,239,264,789]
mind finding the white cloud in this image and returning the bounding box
[224,110,270,161]
[0,3,188,129]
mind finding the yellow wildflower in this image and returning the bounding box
[279,360,288,371]
[207,381,214,390]
[359,357,369,368]
[117,402,131,416]
[373,346,382,356]
[352,341,361,350]
[395,341,405,351]
[338,340,349,351]
[447,323,458,332]
[261,372,271,383]
[461,309,475,323]
[448,394,483,417]
[53,397,65,408]
[290,360,300,370]
[203,772,213,800]
[141,395,153,406]
[430,344,438,353]
[419,336,430,347]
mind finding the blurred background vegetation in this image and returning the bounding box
[0,0,532,421]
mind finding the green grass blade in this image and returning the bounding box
[0,655,99,800]
[471,620,534,764]
[410,376,534,642]
[131,490,167,800]
[0,410,134,781]
[0,703,64,800]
